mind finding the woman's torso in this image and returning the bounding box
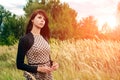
[25,34,52,80]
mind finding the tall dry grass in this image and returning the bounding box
[0,39,120,80]
[50,39,120,80]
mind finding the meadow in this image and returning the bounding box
[0,39,120,80]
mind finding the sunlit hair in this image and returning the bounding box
[26,9,50,40]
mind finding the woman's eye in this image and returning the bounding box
[38,16,42,19]
[38,16,45,20]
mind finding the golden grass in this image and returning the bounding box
[0,39,120,80]
[50,39,120,80]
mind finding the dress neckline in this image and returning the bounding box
[30,32,41,36]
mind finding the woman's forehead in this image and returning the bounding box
[37,13,44,16]
[36,13,45,18]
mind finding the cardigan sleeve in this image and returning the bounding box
[16,37,38,73]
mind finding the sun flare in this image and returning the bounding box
[106,16,117,29]
[98,16,117,30]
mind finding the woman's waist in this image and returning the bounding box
[28,60,51,65]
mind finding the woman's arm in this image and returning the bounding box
[16,37,38,73]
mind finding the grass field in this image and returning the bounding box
[0,39,120,80]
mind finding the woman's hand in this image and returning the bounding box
[37,66,53,73]
[37,62,59,73]
[51,62,59,71]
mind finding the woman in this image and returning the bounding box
[16,9,59,80]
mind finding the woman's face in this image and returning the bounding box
[32,14,45,29]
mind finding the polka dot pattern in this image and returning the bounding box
[24,35,52,80]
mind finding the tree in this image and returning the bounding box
[24,0,47,17]
[0,14,25,45]
[23,0,78,40]
[0,5,25,45]
[0,5,6,34]
[77,16,99,39]
[50,2,77,40]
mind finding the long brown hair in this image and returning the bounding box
[25,9,50,40]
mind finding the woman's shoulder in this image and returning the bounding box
[20,32,33,41]
[19,32,34,50]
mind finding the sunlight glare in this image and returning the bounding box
[98,16,117,30]
[106,16,117,29]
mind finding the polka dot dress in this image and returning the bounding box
[24,34,52,80]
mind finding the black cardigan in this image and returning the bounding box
[16,32,52,73]
[16,32,38,73]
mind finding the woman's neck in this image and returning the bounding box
[31,26,41,35]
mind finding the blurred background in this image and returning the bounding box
[0,0,120,80]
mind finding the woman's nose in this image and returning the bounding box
[41,18,44,22]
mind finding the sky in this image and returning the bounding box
[0,0,120,29]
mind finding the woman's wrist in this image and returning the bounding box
[37,66,39,72]
[37,66,53,73]
[37,66,43,72]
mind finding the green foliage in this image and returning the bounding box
[23,0,46,17]
[0,5,5,26]
[0,6,26,45]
